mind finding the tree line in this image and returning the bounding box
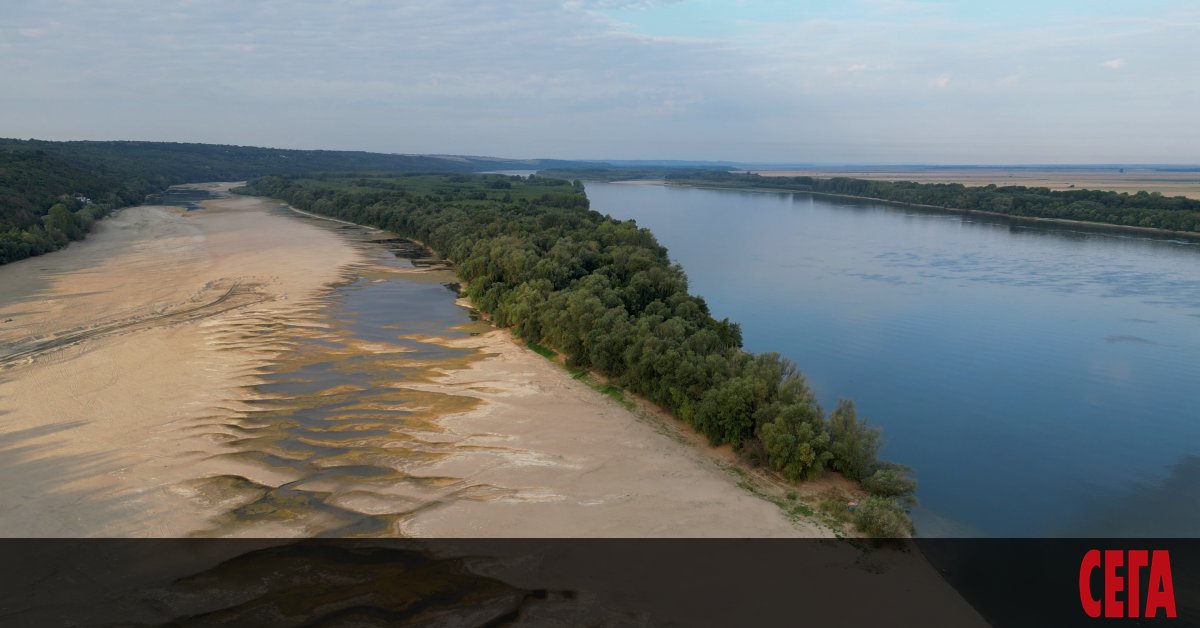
[664,170,1200,234]
[0,138,602,265]
[239,173,917,536]
[0,149,150,263]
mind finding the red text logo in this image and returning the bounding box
[1079,549,1176,619]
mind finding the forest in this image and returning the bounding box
[0,148,148,263]
[0,138,592,265]
[238,172,918,536]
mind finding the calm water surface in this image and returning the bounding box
[585,181,1200,537]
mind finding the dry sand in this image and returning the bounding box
[0,184,361,536]
[0,183,818,538]
[0,186,986,625]
[400,327,822,537]
[753,167,1200,199]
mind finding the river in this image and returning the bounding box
[584,181,1200,537]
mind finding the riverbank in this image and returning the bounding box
[582,178,1200,537]
[0,183,823,537]
[658,180,1200,241]
[267,200,829,537]
[752,167,1200,199]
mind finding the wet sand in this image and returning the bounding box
[0,184,819,537]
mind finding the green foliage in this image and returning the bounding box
[598,384,626,403]
[853,496,914,538]
[527,342,557,359]
[862,463,918,506]
[818,493,855,525]
[760,403,831,481]
[0,148,130,263]
[790,503,814,517]
[0,138,600,266]
[238,172,914,520]
[828,400,880,482]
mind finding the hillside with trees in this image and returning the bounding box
[238,172,918,536]
[0,138,595,265]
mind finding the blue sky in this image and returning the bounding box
[2,1,1197,163]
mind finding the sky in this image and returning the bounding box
[2,0,1197,164]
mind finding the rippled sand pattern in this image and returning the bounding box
[0,189,819,538]
[187,231,507,536]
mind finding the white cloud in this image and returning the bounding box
[0,1,1195,163]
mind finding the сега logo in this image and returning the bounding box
[1080,549,1176,619]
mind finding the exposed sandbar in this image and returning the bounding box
[0,184,819,537]
[0,184,362,536]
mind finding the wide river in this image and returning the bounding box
[584,181,1200,537]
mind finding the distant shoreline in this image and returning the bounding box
[648,180,1200,241]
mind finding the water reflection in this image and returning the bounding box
[190,229,500,536]
[587,181,1200,536]
[1064,455,1200,537]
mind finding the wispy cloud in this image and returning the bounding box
[997,70,1025,86]
[0,0,1194,163]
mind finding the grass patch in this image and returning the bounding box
[597,383,625,403]
[818,493,856,526]
[790,503,814,517]
[527,342,557,359]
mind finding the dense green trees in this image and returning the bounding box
[0,138,601,265]
[0,149,138,263]
[240,173,918,533]
[828,400,881,482]
[761,404,831,481]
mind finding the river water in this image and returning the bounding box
[584,181,1200,537]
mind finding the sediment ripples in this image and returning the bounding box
[188,225,502,536]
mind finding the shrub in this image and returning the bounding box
[827,399,880,481]
[862,463,918,506]
[854,496,913,538]
[760,404,831,481]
